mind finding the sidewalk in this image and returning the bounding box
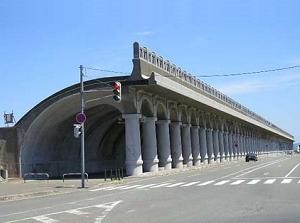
[0,178,108,202]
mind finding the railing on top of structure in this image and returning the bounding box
[133,42,293,139]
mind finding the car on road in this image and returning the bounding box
[245,153,258,162]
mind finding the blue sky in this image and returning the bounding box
[0,0,299,142]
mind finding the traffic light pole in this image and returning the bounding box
[79,65,85,188]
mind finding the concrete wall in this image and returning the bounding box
[0,127,19,178]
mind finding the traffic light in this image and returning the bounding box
[73,124,82,138]
[113,81,121,102]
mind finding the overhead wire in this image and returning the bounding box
[83,65,300,79]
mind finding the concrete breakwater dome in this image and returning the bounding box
[6,42,294,178]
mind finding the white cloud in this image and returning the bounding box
[216,72,300,96]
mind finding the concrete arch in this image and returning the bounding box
[155,101,168,120]
[168,103,179,122]
[179,106,189,124]
[189,109,198,126]
[138,95,154,117]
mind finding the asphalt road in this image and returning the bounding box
[1,154,300,223]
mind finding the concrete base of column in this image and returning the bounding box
[173,155,183,169]
[143,159,159,172]
[126,160,143,176]
[193,157,201,166]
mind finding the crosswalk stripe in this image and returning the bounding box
[165,182,186,188]
[264,179,276,184]
[137,184,157,189]
[214,180,230,186]
[247,179,260,185]
[65,209,89,215]
[105,185,128,190]
[32,216,58,223]
[119,185,141,190]
[89,186,115,192]
[150,183,171,188]
[181,181,201,187]
[198,180,215,186]
[231,180,245,185]
[298,180,300,184]
[281,179,292,184]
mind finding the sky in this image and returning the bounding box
[0,0,299,142]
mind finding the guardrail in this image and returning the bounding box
[62,172,88,182]
[104,168,124,181]
[23,172,49,183]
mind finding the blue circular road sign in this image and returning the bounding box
[76,112,86,124]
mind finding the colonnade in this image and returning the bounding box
[122,114,284,176]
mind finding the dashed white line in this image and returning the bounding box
[32,216,58,223]
[165,182,186,188]
[89,186,115,192]
[281,179,292,184]
[150,183,171,188]
[65,209,89,215]
[247,179,260,185]
[214,180,230,186]
[198,180,215,186]
[231,180,245,185]
[181,181,201,187]
[264,179,276,184]
[119,185,141,190]
[137,184,157,189]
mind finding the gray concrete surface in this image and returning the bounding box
[1,153,299,223]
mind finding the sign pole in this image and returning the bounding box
[80,65,85,188]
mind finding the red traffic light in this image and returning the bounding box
[113,81,121,102]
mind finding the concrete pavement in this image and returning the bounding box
[1,153,297,223]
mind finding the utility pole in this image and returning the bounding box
[80,65,85,188]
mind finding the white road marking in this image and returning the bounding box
[214,180,230,186]
[89,186,115,192]
[3,201,123,223]
[150,183,171,188]
[263,172,269,176]
[105,185,128,190]
[281,179,292,184]
[181,181,200,187]
[247,179,260,185]
[298,180,300,184]
[165,182,186,188]
[264,179,276,184]
[119,185,141,190]
[198,180,215,186]
[137,184,157,189]
[32,216,58,223]
[230,180,245,185]
[285,161,300,177]
[234,158,288,178]
[65,209,89,215]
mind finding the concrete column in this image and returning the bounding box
[170,122,183,169]
[245,136,249,154]
[213,129,220,162]
[191,126,201,166]
[141,117,159,172]
[232,133,237,159]
[199,127,208,164]
[228,132,233,160]
[218,130,225,162]
[206,128,214,163]
[156,120,172,170]
[223,131,229,160]
[181,124,193,167]
[241,135,245,156]
[236,134,241,158]
[123,114,143,176]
